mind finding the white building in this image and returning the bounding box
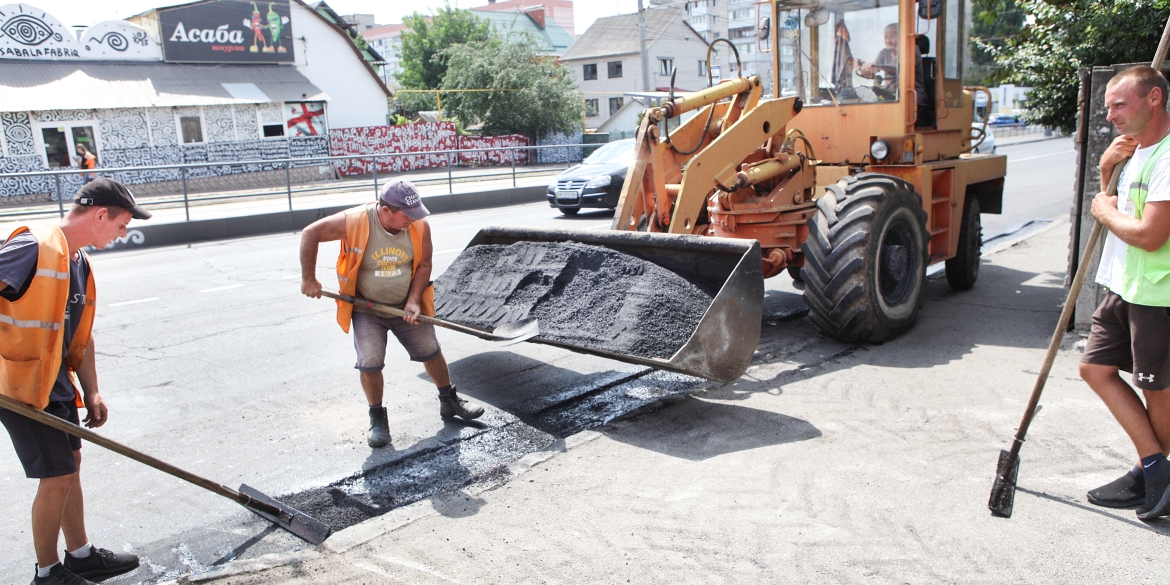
[363,23,403,91]
[560,7,708,131]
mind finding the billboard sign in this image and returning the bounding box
[160,0,293,63]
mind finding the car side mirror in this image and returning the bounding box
[918,0,942,19]
[758,17,770,41]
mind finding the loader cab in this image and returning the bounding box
[772,0,971,164]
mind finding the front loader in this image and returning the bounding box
[613,0,1007,343]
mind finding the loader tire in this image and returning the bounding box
[800,173,929,343]
[944,196,981,290]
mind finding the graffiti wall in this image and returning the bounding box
[329,122,527,176]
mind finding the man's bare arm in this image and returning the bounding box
[75,336,108,428]
[1092,197,1170,252]
[1100,135,1139,191]
[300,212,347,297]
[402,220,433,325]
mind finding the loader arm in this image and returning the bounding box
[612,76,803,235]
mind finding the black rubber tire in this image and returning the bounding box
[800,173,930,343]
[945,196,981,290]
[560,208,579,216]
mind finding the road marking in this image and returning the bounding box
[199,284,244,293]
[109,297,159,307]
[1008,149,1074,163]
[281,274,301,280]
[586,223,613,230]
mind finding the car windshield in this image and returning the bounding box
[583,140,635,164]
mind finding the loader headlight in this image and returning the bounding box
[870,140,890,161]
[586,175,611,188]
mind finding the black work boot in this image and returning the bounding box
[438,386,484,421]
[31,564,95,585]
[368,406,391,448]
[62,546,139,582]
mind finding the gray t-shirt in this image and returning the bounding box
[0,231,90,403]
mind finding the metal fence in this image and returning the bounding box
[0,143,598,222]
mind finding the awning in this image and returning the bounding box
[0,61,329,112]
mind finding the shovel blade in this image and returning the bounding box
[492,317,540,346]
[988,449,1019,518]
[239,484,332,545]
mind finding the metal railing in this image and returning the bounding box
[0,143,599,222]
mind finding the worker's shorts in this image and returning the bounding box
[1081,291,1170,391]
[0,399,81,478]
[352,309,442,371]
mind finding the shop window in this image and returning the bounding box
[585,99,599,118]
[180,116,203,144]
[263,124,285,138]
[607,61,622,78]
[583,63,597,80]
[609,97,623,116]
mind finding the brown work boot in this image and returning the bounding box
[438,387,484,420]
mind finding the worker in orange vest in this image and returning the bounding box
[300,179,483,448]
[0,178,151,585]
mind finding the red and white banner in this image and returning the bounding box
[329,122,528,176]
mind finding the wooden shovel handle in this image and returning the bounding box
[0,393,284,518]
[320,290,491,338]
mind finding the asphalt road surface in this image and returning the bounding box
[0,137,1074,583]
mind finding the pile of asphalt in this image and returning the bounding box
[434,241,715,359]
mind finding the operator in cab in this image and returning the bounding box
[852,22,927,106]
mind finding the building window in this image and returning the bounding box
[609,97,623,116]
[607,61,622,78]
[583,63,597,80]
[179,115,203,144]
[730,9,753,20]
[658,58,673,75]
[262,124,285,138]
[710,15,719,24]
[736,42,753,55]
[585,99,599,118]
[729,26,754,39]
[699,60,708,76]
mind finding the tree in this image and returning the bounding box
[440,35,583,139]
[966,0,1026,87]
[988,0,1170,133]
[396,3,491,91]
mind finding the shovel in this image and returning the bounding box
[989,16,1170,517]
[0,393,331,545]
[320,290,540,346]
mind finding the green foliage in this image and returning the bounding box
[966,0,1026,87]
[988,0,1170,133]
[440,35,583,139]
[396,2,491,91]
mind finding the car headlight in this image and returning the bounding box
[870,140,890,161]
[586,175,611,188]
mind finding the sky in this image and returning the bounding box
[37,0,643,36]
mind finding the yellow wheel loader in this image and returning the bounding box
[612,0,1006,343]
[439,0,1005,383]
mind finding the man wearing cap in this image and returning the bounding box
[0,178,150,585]
[300,179,483,448]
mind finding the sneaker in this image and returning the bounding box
[31,564,95,585]
[62,547,139,582]
[368,406,391,448]
[438,387,484,421]
[1087,466,1145,508]
[1136,459,1170,521]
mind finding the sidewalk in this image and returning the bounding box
[181,218,1169,584]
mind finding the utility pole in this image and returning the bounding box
[637,0,651,92]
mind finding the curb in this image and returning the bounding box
[91,185,548,253]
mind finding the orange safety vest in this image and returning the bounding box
[0,225,96,409]
[335,203,435,333]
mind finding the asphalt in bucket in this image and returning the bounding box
[434,241,715,360]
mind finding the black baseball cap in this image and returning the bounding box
[74,178,152,220]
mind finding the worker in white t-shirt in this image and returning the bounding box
[1080,65,1170,521]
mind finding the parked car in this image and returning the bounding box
[547,139,635,216]
[987,113,1023,126]
[971,123,996,154]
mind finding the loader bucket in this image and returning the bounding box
[445,226,763,383]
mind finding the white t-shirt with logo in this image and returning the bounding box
[1095,141,1170,294]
